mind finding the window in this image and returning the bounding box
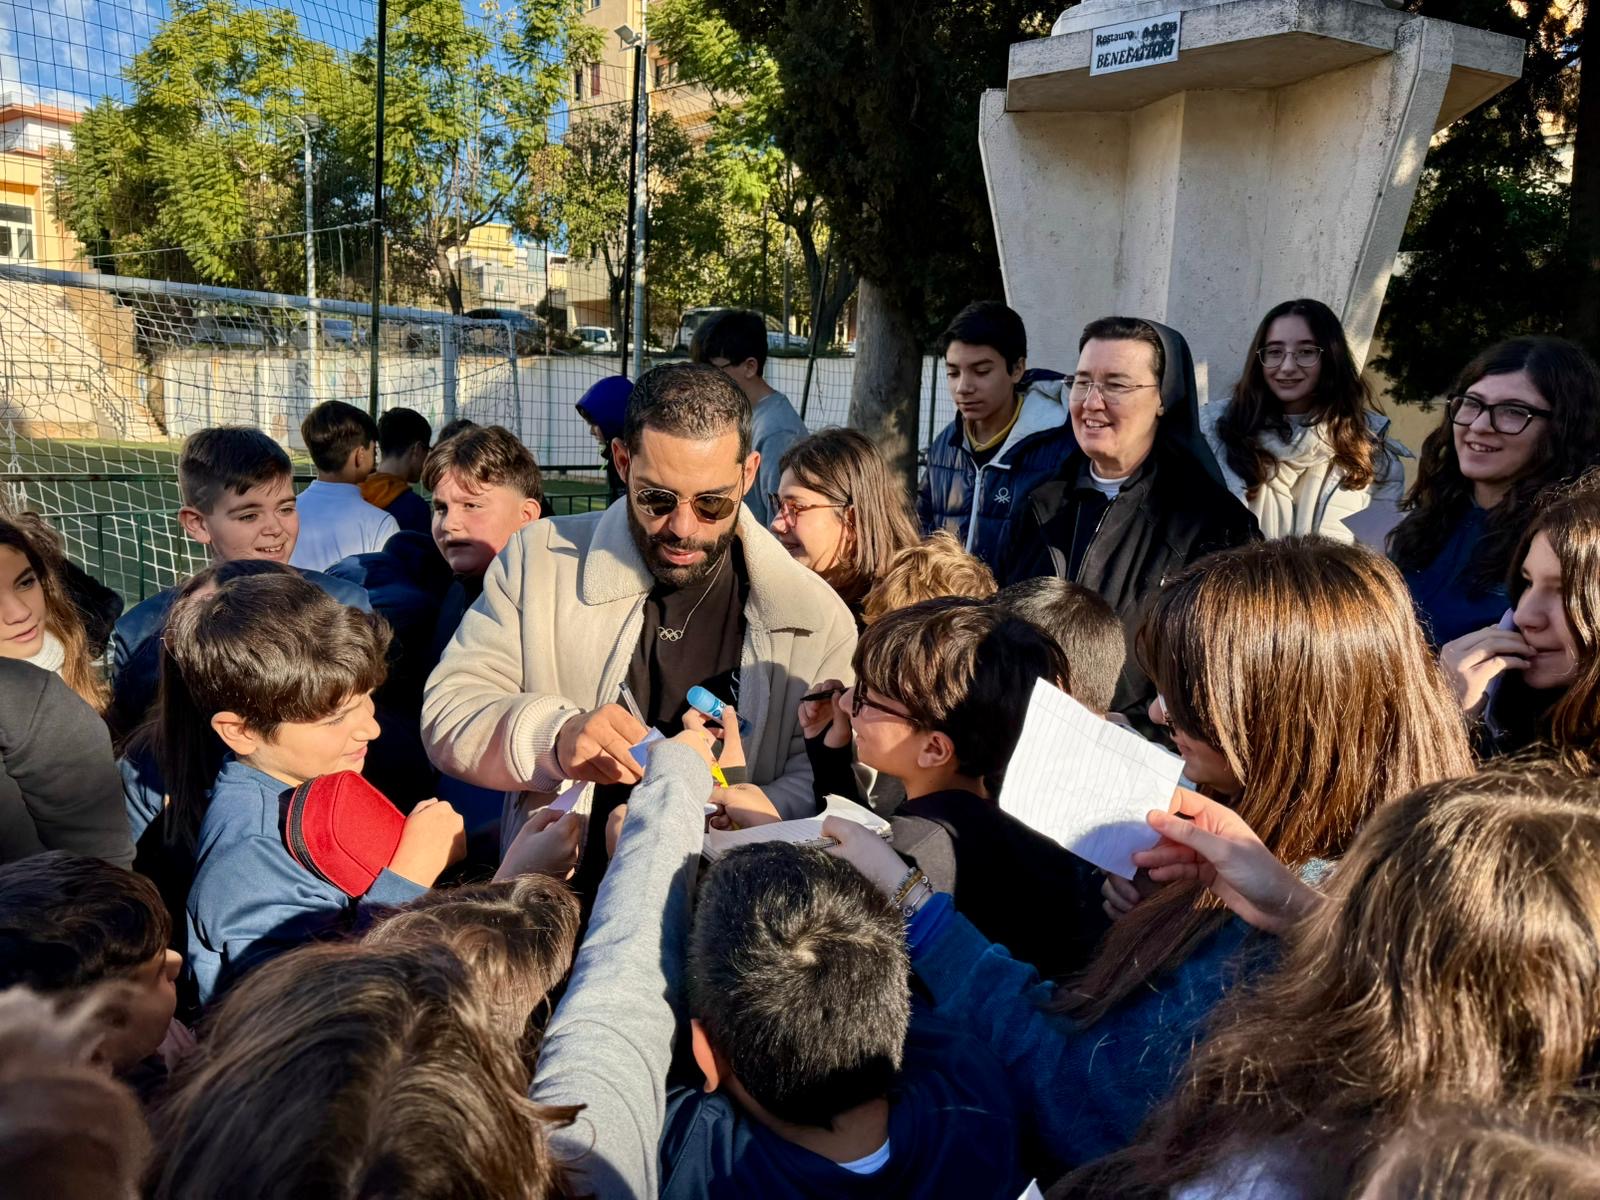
[574,68,583,98]
[655,61,668,86]
[590,62,602,96]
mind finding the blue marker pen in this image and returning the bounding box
[686,686,752,738]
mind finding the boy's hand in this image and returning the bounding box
[555,704,649,785]
[495,806,584,881]
[799,679,852,749]
[708,783,782,831]
[821,815,908,897]
[691,703,746,770]
[666,720,720,771]
[389,798,466,886]
[605,804,628,857]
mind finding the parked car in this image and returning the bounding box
[574,325,617,352]
[463,307,545,357]
[189,314,284,349]
[675,306,808,355]
[289,317,365,350]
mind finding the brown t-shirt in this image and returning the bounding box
[577,543,749,899]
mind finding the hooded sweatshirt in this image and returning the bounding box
[917,372,1074,574]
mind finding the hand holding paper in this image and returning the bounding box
[999,680,1184,880]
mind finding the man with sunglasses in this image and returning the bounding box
[423,362,858,874]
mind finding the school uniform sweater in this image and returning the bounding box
[185,758,425,1007]
[658,1011,1030,1200]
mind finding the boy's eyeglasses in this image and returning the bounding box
[767,495,848,525]
[1257,346,1322,369]
[1446,394,1550,436]
[846,685,915,722]
[1068,378,1159,405]
[631,486,741,522]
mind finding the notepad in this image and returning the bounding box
[999,679,1184,880]
[702,794,892,861]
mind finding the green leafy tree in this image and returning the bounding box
[53,0,600,312]
[698,0,1056,481]
[1373,0,1582,401]
[653,0,855,346]
[336,0,603,312]
[519,104,696,335]
[53,0,340,291]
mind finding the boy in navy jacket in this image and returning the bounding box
[659,841,1032,1199]
[917,301,1073,573]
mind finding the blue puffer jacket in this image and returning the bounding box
[917,374,1075,572]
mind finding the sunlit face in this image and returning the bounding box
[0,545,47,660]
[1452,370,1551,505]
[945,341,1024,431]
[1149,693,1242,795]
[228,691,381,787]
[1513,531,1580,690]
[769,469,849,578]
[99,948,182,1072]
[1261,314,1323,413]
[1070,338,1163,478]
[179,475,299,563]
[430,471,542,578]
[840,684,924,778]
[613,426,758,588]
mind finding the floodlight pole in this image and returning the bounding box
[292,115,320,403]
[628,3,648,378]
[368,0,388,419]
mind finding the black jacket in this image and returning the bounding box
[890,789,1108,981]
[1000,322,1259,726]
[0,659,132,868]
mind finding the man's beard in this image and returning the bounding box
[627,506,737,589]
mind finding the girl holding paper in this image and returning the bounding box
[1065,767,1600,1199]
[824,537,1472,1173]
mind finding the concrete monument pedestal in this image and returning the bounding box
[981,0,1524,397]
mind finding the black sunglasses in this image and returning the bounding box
[631,486,741,522]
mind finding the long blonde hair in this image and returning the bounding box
[1056,537,1472,1024]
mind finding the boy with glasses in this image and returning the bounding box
[802,597,1110,979]
[424,363,858,888]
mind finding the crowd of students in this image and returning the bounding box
[0,299,1596,1198]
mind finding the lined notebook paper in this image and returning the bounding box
[999,679,1184,879]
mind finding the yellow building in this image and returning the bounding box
[0,101,86,267]
[565,0,716,332]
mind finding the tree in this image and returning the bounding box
[1373,0,1582,401]
[653,0,857,347]
[53,0,343,292]
[53,0,600,313]
[520,105,695,335]
[336,0,602,312]
[700,1,1055,483]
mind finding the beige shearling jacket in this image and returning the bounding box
[422,499,858,824]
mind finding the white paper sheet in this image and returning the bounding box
[702,794,891,861]
[999,679,1184,879]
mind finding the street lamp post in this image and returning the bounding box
[291,114,323,401]
[616,14,649,378]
